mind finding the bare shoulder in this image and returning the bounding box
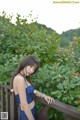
[13,75,26,94]
[13,75,25,88]
[13,75,25,90]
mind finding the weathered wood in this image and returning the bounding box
[5,88,10,120]
[64,114,78,120]
[10,93,18,120]
[1,87,5,112]
[0,84,80,120]
[36,97,80,120]
[37,106,49,120]
[0,84,10,89]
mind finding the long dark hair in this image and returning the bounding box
[10,55,40,94]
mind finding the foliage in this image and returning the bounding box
[0,12,60,65]
[0,12,80,120]
[32,62,80,104]
[60,28,80,47]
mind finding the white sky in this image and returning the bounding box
[0,0,80,34]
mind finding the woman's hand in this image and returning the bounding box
[35,90,55,104]
[42,94,55,104]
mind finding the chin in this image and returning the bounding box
[26,74,30,77]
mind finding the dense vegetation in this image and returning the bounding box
[0,12,80,120]
[60,28,80,46]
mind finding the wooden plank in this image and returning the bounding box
[10,93,15,120]
[0,87,1,105]
[1,87,4,112]
[0,84,80,120]
[5,89,10,120]
[37,106,49,120]
[0,84,10,89]
[36,97,80,120]
[10,93,18,120]
[0,101,1,104]
[64,114,78,120]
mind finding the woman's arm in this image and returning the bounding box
[34,90,55,104]
[16,76,35,120]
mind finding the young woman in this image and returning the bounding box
[10,55,55,120]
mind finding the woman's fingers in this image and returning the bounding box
[48,97,54,104]
[47,97,50,104]
[50,97,55,103]
[45,97,49,104]
[45,96,55,104]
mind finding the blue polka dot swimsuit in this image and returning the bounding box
[15,81,37,120]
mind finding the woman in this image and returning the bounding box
[10,55,55,120]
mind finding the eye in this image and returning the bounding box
[30,65,33,68]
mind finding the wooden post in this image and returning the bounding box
[10,93,18,120]
[37,106,49,120]
[5,89,10,120]
[64,114,78,120]
[1,87,5,112]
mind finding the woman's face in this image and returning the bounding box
[25,65,36,76]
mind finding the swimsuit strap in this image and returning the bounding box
[19,73,28,86]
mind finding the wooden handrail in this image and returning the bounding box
[0,84,80,120]
[36,97,80,120]
[0,84,10,89]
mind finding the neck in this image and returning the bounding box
[20,71,25,77]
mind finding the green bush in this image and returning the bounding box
[0,12,80,120]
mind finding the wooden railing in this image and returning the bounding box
[0,83,80,120]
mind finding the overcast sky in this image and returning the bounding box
[0,0,80,34]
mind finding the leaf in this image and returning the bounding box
[57,83,64,90]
